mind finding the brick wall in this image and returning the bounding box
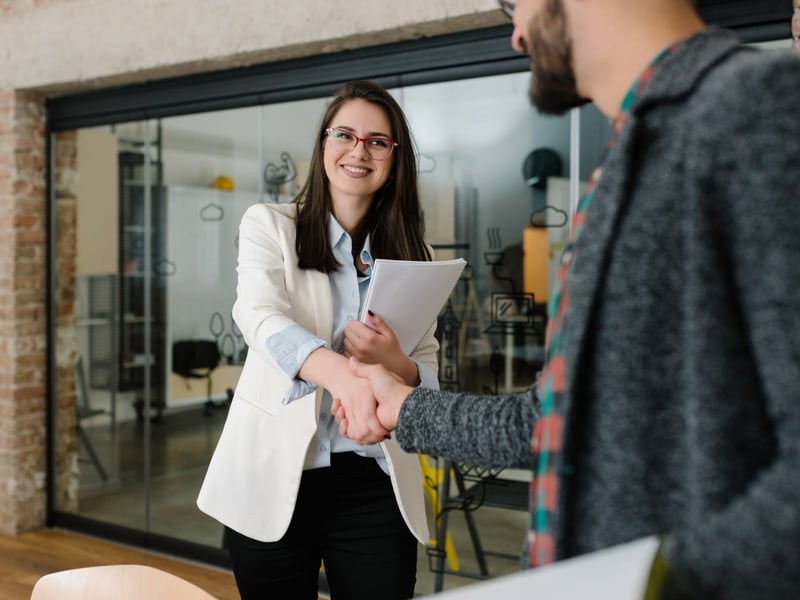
[0,91,49,534]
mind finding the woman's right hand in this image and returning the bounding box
[298,346,390,445]
[330,371,391,445]
[333,357,413,437]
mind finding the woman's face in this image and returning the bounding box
[323,98,395,209]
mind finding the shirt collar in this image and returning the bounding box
[328,214,374,274]
[329,214,349,251]
[360,236,374,272]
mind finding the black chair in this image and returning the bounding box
[171,340,223,416]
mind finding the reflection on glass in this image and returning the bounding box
[54,123,149,533]
[397,74,609,395]
[51,71,610,560]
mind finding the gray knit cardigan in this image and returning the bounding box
[396,29,800,599]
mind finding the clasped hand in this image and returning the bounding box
[332,312,415,445]
[330,368,390,445]
[333,357,412,445]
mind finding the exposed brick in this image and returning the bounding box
[0,90,50,535]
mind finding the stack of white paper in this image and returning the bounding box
[361,258,467,354]
[421,536,660,599]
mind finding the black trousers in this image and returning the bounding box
[225,452,418,600]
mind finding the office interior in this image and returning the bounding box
[57,64,612,595]
[0,0,792,597]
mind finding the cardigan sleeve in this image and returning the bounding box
[395,385,538,469]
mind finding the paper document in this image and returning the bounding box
[361,258,466,354]
[421,535,660,599]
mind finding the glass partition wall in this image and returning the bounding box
[51,72,610,572]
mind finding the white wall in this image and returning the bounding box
[76,129,118,275]
[136,71,610,297]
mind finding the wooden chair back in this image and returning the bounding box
[30,564,217,600]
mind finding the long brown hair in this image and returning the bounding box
[294,79,431,272]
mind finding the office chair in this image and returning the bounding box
[171,339,223,416]
[30,564,216,600]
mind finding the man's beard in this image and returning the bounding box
[528,0,589,115]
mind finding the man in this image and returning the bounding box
[334,0,800,597]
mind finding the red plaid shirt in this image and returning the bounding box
[527,41,686,568]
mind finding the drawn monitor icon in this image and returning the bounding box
[485,292,534,334]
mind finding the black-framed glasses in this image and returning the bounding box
[325,127,398,160]
[498,0,515,19]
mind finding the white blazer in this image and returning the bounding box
[197,202,438,544]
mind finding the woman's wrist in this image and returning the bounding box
[396,356,420,387]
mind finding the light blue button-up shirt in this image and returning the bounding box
[265,215,437,473]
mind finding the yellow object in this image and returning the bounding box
[418,455,460,571]
[211,175,235,191]
[523,226,548,304]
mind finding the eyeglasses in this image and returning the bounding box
[325,128,398,160]
[497,0,515,19]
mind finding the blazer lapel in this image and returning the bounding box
[309,269,334,345]
[306,267,333,415]
[561,29,742,409]
[562,119,639,414]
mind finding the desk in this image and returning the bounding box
[167,363,243,408]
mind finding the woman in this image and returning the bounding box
[197,80,438,600]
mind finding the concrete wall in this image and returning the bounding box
[1,0,505,95]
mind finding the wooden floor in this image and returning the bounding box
[0,528,240,600]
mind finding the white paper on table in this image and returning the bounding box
[422,535,660,600]
[361,258,466,354]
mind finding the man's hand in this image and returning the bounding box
[333,357,414,440]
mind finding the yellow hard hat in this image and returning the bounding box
[211,175,234,191]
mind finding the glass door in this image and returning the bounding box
[50,72,610,573]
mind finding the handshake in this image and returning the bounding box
[331,357,415,446]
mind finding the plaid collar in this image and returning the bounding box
[525,37,688,568]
